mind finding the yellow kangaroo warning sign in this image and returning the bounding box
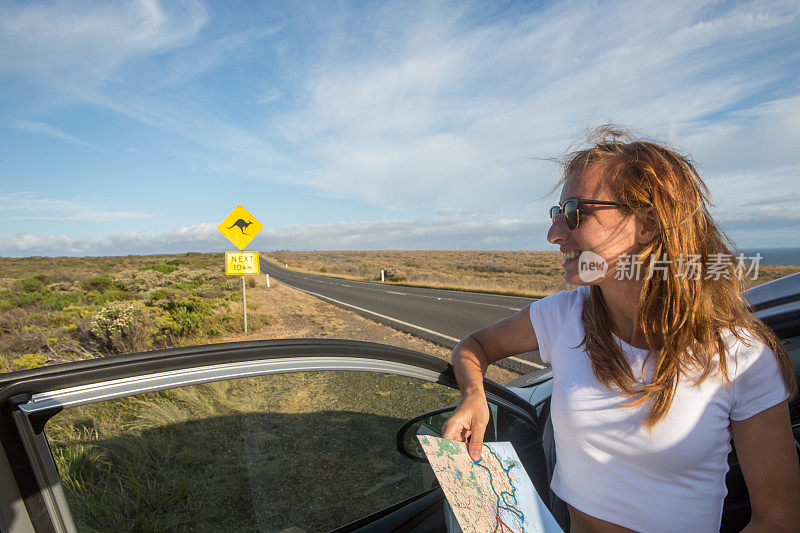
[218,205,263,250]
[225,252,260,275]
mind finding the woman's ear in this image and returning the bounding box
[636,207,658,245]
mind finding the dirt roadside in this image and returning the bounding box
[217,275,522,385]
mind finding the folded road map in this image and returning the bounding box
[417,435,563,533]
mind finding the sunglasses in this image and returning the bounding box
[549,199,626,230]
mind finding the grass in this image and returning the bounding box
[47,371,461,532]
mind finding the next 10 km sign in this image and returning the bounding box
[225,252,260,275]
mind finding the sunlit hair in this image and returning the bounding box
[560,125,796,430]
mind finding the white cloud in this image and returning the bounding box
[0,214,553,257]
[0,0,208,80]
[7,1,799,212]
[0,191,151,221]
[3,204,795,258]
[741,192,800,207]
[6,118,96,149]
[250,0,800,210]
[2,203,797,257]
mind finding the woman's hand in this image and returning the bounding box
[444,305,538,462]
[442,393,490,461]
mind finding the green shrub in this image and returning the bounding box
[84,275,115,292]
[20,276,44,292]
[153,296,209,339]
[148,288,172,302]
[139,264,178,275]
[170,279,207,291]
[11,354,48,370]
[9,290,85,309]
[169,306,204,337]
[88,289,131,306]
[43,292,86,309]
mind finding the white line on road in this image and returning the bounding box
[277,279,544,371]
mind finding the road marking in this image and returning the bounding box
[274,278,544,371]
[387,290,406,295]
[499,356,544,369]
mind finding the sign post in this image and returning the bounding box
[242,276,247,333]
[218,205,263,333]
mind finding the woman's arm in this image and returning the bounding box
[443,305,539,460]
[730,400,800,532]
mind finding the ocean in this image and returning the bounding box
[739,247,800,266]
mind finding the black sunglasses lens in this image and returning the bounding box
[564,200,579,230]
[549,206,560,224]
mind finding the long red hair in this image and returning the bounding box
[561,126,796,429]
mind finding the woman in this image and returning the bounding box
[442,127,799,532]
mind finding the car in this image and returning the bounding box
[0,274,798,532]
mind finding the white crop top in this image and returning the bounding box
[529,285,790,532]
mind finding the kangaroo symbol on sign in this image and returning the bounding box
[228,219,253,234]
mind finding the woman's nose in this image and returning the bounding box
[547,215,568,245]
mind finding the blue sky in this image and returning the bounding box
[1,0,799,257]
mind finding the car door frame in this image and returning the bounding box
[0,338,545,533]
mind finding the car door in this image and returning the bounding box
[0,339,550,533]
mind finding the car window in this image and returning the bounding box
[42,370,461,532]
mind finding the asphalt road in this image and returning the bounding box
[258,256,546,374]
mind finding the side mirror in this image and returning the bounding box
[396,406,457,462]
[396,404,497,462]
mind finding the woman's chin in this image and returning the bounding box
[562,268,605,286]
[562,270,584,286]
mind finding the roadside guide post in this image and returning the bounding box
[217,205,264,333]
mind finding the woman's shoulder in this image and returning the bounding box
[529,285,588,333]
[529,286,590,363]
[718,327,779,377]
[533,284,590,311]
[720,327,771,355]
[718,327,791,420]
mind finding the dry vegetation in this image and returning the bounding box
[264,250,800,296]
[0,252,519,381]
[0,253,274,373]
[266,250,572,297]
